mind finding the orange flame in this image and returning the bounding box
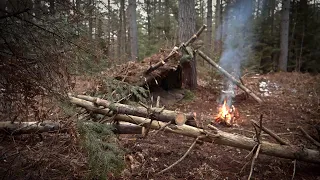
[215,100,238,125]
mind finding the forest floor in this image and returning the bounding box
[1,71,320,180]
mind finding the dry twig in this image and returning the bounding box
[247,115,263,180]
[251,119,289,145]
[291,160,297,180]
[157,136,200,175]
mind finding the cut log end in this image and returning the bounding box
[175,113,187,126]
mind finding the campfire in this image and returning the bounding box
[214,99,239,126]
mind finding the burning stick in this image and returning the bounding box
[215,99,239,126]
[196,50,263,104]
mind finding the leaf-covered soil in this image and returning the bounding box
[1,72,320,180]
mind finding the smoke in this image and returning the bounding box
[218,1,254,105]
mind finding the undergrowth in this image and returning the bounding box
[77,120,125,179]
[93,78,149,103]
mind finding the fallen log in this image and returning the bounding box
[69,97,320,164]
[197,50,263,104]
[72,94,197,126]
[0,121,143,135]
[0,121,64,135]
[144,24,207,75]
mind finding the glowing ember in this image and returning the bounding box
[215,100,239,126]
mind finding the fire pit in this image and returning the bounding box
[214,99,239,126]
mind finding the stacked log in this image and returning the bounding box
[68,95,320,164]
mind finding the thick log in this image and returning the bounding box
[0,121,142,135]
[197,50,263,104]
[73,94,197,126]
[69,97,320,164]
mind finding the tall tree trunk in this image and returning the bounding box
[178,0,197,89]
[106,0,111,56]
[256,0,261,16]
[214,0,222,55]
[146,0,152,41]
[279,0,290,71]
[270,0,275,38]
[118,0,125,59]
[164,0,171,40]
[88,0,93,40]
[49,0,55,14]
[129,0,138,61]
[206,0,213,56]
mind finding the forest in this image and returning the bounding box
[0,0,320,179]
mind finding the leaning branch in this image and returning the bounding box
[251,120,289,145]
[144,24,207,75]
[197,50,263,104]
[298,126,320,148]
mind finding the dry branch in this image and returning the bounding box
[197,50,263,104]
[144,47,179,74]
[298,126,320,148]
[251,120,289,145]
[144,24,207,75]
[157,136,200,174]
[73,94,197,126]
[69,97,320,164]
[184,24,207,46]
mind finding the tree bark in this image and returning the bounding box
[129,0,139,61]
[88,0,93,40]
[206,0,213,56]
[118,0,125,59]
[279,0,290,71]
[164,0,171,39]
[69,98,320,164]
[214,0,222,55]
[49,0,55,15]
[178,0,197,89]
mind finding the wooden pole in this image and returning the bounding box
[197,50,263,104]
[70,97,320,164]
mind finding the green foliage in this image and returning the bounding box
[77,121,125,179]
[93,78,149,103]
[183,89,195,101]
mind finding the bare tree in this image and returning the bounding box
[129,0,138,61]
[206,0,213,54]
[214,0,222,55]
[178,0,197,89]
[279,0,290,71]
